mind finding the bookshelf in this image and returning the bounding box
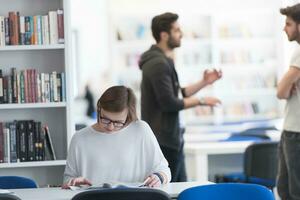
[0,0,73,187]
[108,0,284,125]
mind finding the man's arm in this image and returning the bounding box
[183,69,222,97]
[183,96,221,109]
[277,66,300,99]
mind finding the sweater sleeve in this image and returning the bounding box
[142,121,171,183]
[148,61,184,112]
[63,134,79,184]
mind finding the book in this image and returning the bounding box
[44,125,56,160]
[0,122,4,163]
[48,11,58,44]
[57,9,64,44]
[9,121,17,163]
[17,121,28,162]
[0,69,3,103]
[27,120,35,161]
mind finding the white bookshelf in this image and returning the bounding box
[0,0,73,187]
[108,0,283,125]
[0,102,67,110]
[0,160,66,169]
[0,44,65,51]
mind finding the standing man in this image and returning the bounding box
[139,12,222,182]
[277,4,300,200]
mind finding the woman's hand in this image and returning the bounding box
[143,174,162,188]
[61,177,92,189]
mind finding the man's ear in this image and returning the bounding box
[160,32,169,42]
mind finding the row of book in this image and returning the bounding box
[0,120,56,163]
[0,9,64,46]
[0,68,66,104]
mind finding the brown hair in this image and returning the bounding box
[97,86,137,124]
[151,12,179,43]
[280,3,300,23]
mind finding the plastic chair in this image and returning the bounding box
[0,176,38,189]
[215,142,278,189]
[0,194,21,200]
[178,183,275,200]
[71,187,171,200]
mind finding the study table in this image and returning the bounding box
[184,121,281,182]
[10,181,212,200]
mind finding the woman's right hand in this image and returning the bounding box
[62,177,92,189]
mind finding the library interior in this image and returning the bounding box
[0,0,300,200]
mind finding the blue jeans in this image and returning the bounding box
[277,130,300,200]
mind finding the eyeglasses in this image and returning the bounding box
[99,116,126,128]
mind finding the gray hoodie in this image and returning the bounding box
[139,45,185,150]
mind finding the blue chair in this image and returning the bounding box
[178,183,275,200]
[215,142,278,189]
[0,176,38,189]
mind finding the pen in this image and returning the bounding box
[139,177,150,187]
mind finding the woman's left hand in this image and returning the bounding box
[143,174,162,188]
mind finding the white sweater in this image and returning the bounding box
[63,120,171,185]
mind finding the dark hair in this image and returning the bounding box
[151,12,179,43]
[97,86,137,124]
[280,3,300,23]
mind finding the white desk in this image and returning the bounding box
[184,131,281,181]
[185,141,253,182]
[11,181,212,200]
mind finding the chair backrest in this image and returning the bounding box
[244,142,278,181]
[178,183,275,200]
[71,188,171,200]
[0,176,38,189]
[0,194,21,200]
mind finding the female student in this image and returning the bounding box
[63,86,171,188]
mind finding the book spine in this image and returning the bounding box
[57,9,64,44]
[9,121,17,163]
[3,76,8,103]
[15,12,20,45]
[0,69,3,103]
[12,68,17,103]
[20,71,25,103]
[61,72,66,102]
[34,121,40,161]
[52,71,58,102]
[27,120,35,161]
[4,17,10,45]
[57,73,61,102]
[0,122,4,163]
[0,16,5,46]
[19,16,25,45]
[33,16,38,45]
[3,125,9,163]
[24,16,31,45]
[17,121,28,162]
[31,69,36,103]
[43,15,49,45]
[48,11,58,44]
[30,16,34,45]
[45,73,50,102]
[7,75,12,103]
[37,15,42,45]
[17,72,21,103]
[8,12,16,45]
